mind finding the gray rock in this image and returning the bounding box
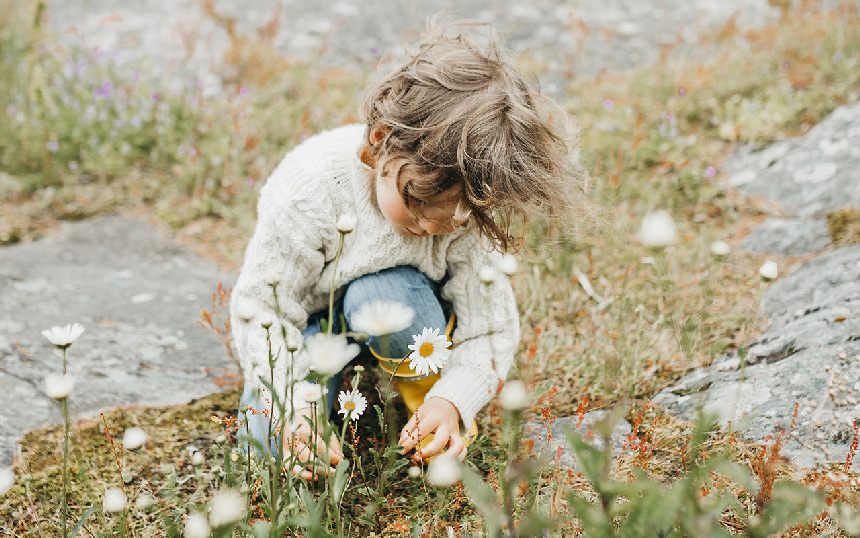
[44,0,780,97]
[654,246,860,468]
[727,101,860,218]
[738,217,831,256]
[523,410,632,468]
[0,216,237,466]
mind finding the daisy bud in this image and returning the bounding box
[184,512,211,538]
[499,380,529,411]
[408,466,422,478]
[336,213,357,234]
[208,489,246,528]
[264,270,280,286]
[637,210,676,248]
[259,314,275,329]
[426,457,460,487]
[191,451,205,466]
[759,260,778,281]
[122,427,148,450]
[103,487,127,513]
[45,374,76,400]
[710,240,730,258]
[0,467,14,496]
[479,265,497,284]
[499,254,518,276]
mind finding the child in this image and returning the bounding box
[230,19,580,477]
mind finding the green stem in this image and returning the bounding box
[62,348,67,374]
[61,398,69,538]
[328,232,346,334]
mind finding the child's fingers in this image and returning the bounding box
[446,434,467,461]
[413,426,452,461]
[399,414,424,453]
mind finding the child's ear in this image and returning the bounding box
[369,124,389,146]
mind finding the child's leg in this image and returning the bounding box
[343,266,477,451]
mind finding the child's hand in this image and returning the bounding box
[398,397,467,462]
[283,407,344,480]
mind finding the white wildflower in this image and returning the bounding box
[337,389,367,421]
[499,254,518,276]
[295,381,328,403]
[103,487,127,513]
[41,323,85,349]
[259,313,275,330]
[305,333,360,375]
[637,210,677,247]
[479,265,497,284]
[135,493,156,510]
[499,380,529,411]
[336,213,357,233]
[408,466,422,478]
[184,512,211,538]
[191,451,205,466]
[234,297,258,322]
[45,374,76,400]
[208,489,246,528]
[0,467,14,496]
[350,300,415,336]
[759,260,778,281]
[406,327,452,376]
[426,456,460,487]
[122,427,148,450]
[710,240,731,257]
[264,270,280,286]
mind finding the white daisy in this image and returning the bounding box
[103,487,127,513]
[479,265,497,284]
[208,489,246,528]
[407,327,452,376]
[45,373,76,400]
[710,240,731,258]
[191,451,205,466]
[41,323,85,349]
[499,254,519,276]
[122,427,148,450]
[305,333,360,375]
[337,389,367,421]
[295,380,328,403]
[350,300,415,336]
[637,210,677,247]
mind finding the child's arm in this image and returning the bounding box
[401,229,520,460]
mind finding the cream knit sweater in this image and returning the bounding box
[230,124,520,428]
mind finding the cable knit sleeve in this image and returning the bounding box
[426,230,521,428]
[229,151,336,422]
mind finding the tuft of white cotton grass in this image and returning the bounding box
[122,427,148,450]
[499,380,529,411]
[45,374,76,400]
[637,210,677,247]
[426,457,461,487]
[184,512,211,538]
[350,300,415,336]
[41,323,85,348]
[103,487,127,513]
[759,260,778,281]
[0,467,14,496]
[305,333,360,375]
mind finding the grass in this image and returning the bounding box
[2,0,860,535]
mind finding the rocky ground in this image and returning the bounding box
[2,0,859,469]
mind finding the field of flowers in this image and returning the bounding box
[2,0,860,535]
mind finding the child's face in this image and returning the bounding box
[374,158,466,237]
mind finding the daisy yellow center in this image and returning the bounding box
[345,401,356,411]
[419,342,434,357]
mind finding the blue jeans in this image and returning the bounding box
[238,266,447,455]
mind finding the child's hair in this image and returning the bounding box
[360,17,587,250]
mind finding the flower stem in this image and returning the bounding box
[327,232,346,334]
[60,398,69,538]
